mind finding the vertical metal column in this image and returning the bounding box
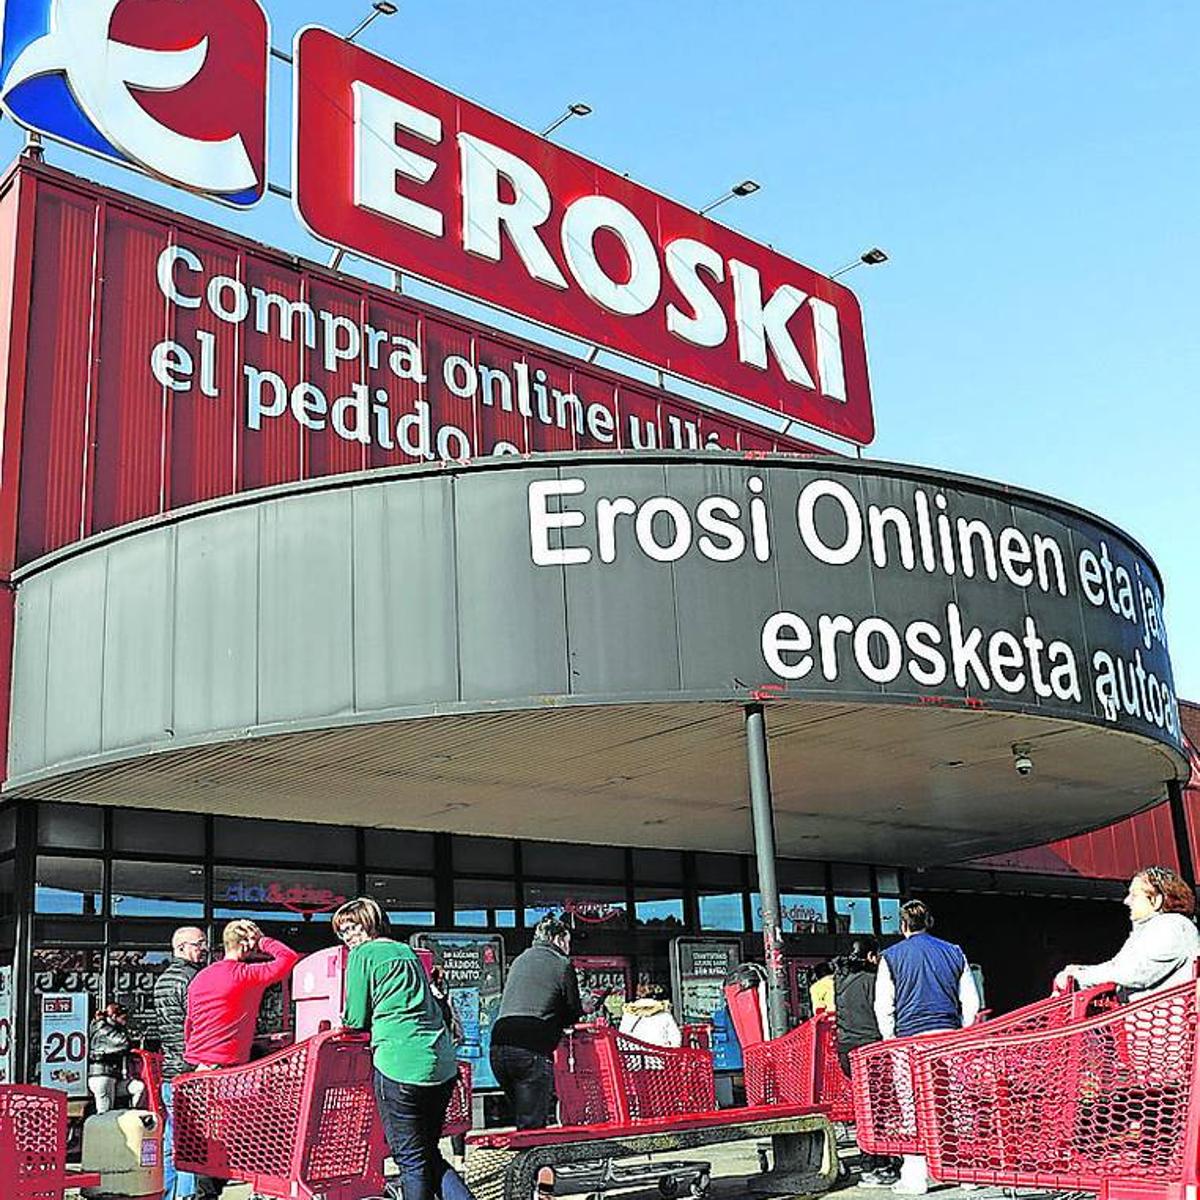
[1167,778,1196,889]
[744,703,789,1037]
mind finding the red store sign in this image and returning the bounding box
[293,29,873,445]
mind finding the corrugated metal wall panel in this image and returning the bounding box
[18,186,97,561]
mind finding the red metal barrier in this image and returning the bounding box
[555,1025,716,1126]
[914,980,1199,1198]
[0,1084,102,1200]
[173,1031,471,1200]
[852,982,1119,1157]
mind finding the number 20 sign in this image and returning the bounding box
[39,993,89,1095]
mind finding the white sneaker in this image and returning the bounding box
[890,1184,929,1196]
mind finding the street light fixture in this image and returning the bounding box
[698,179,760,216]
[346,2,398,44]
[542,102,592,139]
[829,247,889,279]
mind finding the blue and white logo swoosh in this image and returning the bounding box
[0,0,258,197]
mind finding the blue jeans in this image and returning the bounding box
[161,1079,197,1199]
[372,1071,473,1200]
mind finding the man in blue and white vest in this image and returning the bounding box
[873,899,980,1195]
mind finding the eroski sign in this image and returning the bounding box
[0,3,874,443]
[294,29,873,444]
[0,0,269,205]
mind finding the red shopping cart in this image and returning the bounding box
[0,1084,102,1200]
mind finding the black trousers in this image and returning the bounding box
[489,1044,555,1130]
[839,1045,899,1175]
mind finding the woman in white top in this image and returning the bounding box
[1056,865,1200,1002]
[619,983,683,1047]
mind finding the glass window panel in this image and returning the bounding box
[111,861,204,919]
[109,949,175,1040]
[38,804,103,850]
[112,809,204,856]
[453,836,513,875]
[213,865,355,922]
[695,853,743,886]
[0,859,14,920]
[364,829,435,872]
[750,892,829,934]
[365,874,435,927]
[834,895,875,934]
[699,890,745,931]
[876,869,901,895]
[453,879,516,928]
[521,842,624,880]
[634,888,685,929]
[35,857,103,915]
[523,882,627,928]
[778,860,826,889]
[213,817,355,865]
[832,864,872,892]
[632,850,683,883]
[879,897,901,936]
[0,805,15,853]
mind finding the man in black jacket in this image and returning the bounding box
[153,926,208,1199]
[490,915,583,1129]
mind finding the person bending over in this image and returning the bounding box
[489,915,583,1129]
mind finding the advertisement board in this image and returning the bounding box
[2,163,818,571]
[0,964,13,1084]
[38,992,88,1095]
[669,937,742,1070]
[294,29,872,444]
[411,932,505,1090]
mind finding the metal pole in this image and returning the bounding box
[1167,778,1196,889]
[744,703,788,1037]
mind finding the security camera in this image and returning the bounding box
[1012,745,1033,777]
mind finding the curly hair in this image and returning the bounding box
[1137,866,1196,916]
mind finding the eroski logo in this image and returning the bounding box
[0,0,268,204]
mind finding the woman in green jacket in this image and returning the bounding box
[333,897,473,1200]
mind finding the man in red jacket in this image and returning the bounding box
[184,919,301,1069]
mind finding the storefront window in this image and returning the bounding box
[38,804,103,850]
[524,882,627,929]
[699,890,745,932]
[632,849,683,882]
[775,893,829,934]
[111,861,204,919]
[35,857,103,915]
[213,866,355,922]
[522,842,624,880]
[453,836,514,874]
[213,817,355,866]
[112,809,204,856]
[876,868,902,895]
[109,949,174,1040]
[832,864,872,892]
[634,888,684,928]
[0,858,14,920]
[365,874,435,927]
[834,895,874,934]
[454,879,516,928]
[0,805,15,853]
[365,830,435,872]
[879,897,901,936]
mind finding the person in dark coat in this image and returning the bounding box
[834,938,899,1188]
[153,925,208,1200]
[87,1002,139,1113]
[489,915,583,1129]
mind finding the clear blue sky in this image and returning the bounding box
[4,2,1197,693]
